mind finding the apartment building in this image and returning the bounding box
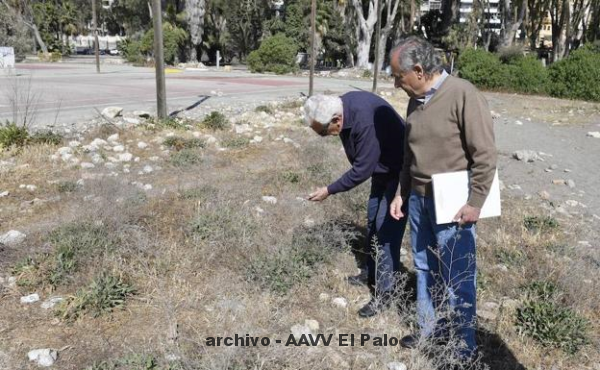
[420,0,503,34]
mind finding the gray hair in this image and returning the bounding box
[303,95,343,128]
[390,36,444,75]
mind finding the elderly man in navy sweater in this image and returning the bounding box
[304,92,408,318]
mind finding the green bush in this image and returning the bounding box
[118,38,146,65]
[0,122,29,149]
[57,273,135,320]
[549,46,600,101]
[247,34,298,75]
[169,148,203,167]
[141,22,188,66]
[506,56,549,95]
[200,111,229,130]
[516,280,589,354]
[523,215,559,232]
[30,130,63,145]
[221,136,250,149]
[457,48,508,90]
[163,136,205,151]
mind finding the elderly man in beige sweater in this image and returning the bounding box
[389,36,497,367]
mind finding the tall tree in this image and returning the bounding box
[550,0,570,60]
[527,0,551,49]
[185,0,205,61]
[501,0,527,47]
[375,0,401,72]
[351,0,379,68]
[0,0,48,53]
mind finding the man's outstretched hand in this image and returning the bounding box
[307,187,330,202]
[390,195,405,220]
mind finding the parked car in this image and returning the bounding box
[109,49,120,56]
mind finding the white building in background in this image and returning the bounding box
[420,0,503,34]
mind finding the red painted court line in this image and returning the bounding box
[169,76,303,87]
[16,64,84,70]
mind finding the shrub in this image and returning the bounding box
[506,56,549,95]
[163,136,205,151]
[57,273,135,320]
[457,48,508,89]
[141,22,188,65]
[255,105,273,114]
[362,69,374,78]
[170,148,203,167]
[247,34,298,75]
[200,111,229,130]
[548,46,600,101]
[118,38,146,65]
[516,280,589,354]
[57,181,79,193]
[29,130,63,145]
[221,136,250,149]
[0,122,29,149]
[47,223,119,286]
[523,215,559,232]
[497,45,525,64]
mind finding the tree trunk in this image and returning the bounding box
[376,0,401,73]
[552,0,570,61]
[185,0,205,62]
[28,23,49,54]
[441,0,460,35]
[352,0,378,69]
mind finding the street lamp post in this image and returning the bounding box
[152,0,167,119]
[91,0,100,73]
[309,0,316,96]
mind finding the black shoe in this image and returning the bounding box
[358,294,392,318]
[347,271,368,286]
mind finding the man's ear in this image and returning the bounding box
[413,64,424,79]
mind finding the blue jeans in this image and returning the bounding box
[408,191,477,359]
[365,175,408,295]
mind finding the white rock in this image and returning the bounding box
[90,154,104,164]
[81,145,96,152]
[234,124,252,134]
[142,165,154,174]
[319,293,330,301]
[76,179,85,187]
[0,191,9,197]
[124,117,140,125]
[566,200,579,207]
[205,135,218,144]
[512,150,542,162]
[304,217,315,227]
[90,138,108,147]
[332,297,348,308]
[149,156,160,162]
[112,145,125,152]
[566,179,576,188]
[57,147,73,156]
[305,319,320,332]
[27,349,58,367]
[107,134,119,143]
[262,196,277,204]
[41,297,64,310]
[143,184,153,191]
[586,131,600,138]
[137,141,149,149]
[68,140,81,148]
[20,293,40,304]
[515,120,523,125]
[117,153,133,162]
[25,185,37,192]
[105,163,117,169]
[101,106,123,119]
[387,362,408,370]
[80,162,95,169]
[250,135,263,143]
[165,132,175,137]
[291,324,312,340]
[1,230,27,246]
[255,206,264,214]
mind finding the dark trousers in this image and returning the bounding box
[364,175,408,295]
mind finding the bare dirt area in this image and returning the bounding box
[0,91,598,370]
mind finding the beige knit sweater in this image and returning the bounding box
[399,75,497,209]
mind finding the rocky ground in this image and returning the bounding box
[0,88,599,370]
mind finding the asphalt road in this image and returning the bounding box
[0,62,390,129]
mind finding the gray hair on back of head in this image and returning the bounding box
[390,36,444,76]
[303,95,343,128]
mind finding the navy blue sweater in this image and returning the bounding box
[327,92,406,195]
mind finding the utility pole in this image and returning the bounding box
[372,0,382,93]
[91,0,100,73]
[309,0,316,96]
[152,0,167,119]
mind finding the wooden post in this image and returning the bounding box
[92,0,100,73]
[152,0,167,119]
[372,0,383,93]
[309,0,316,96]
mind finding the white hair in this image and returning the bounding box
[303,95,343,128]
